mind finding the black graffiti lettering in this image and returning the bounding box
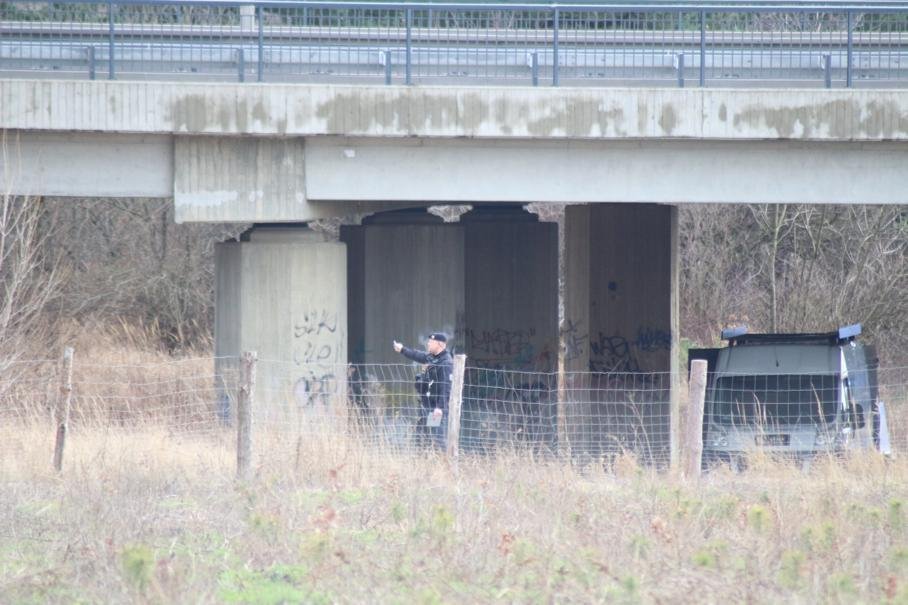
[468,328,536,358]
[293,342,334,365]
[294,373,336,408]
[294,309,338,338]
[561,319,588,362]
[590,332,641,372]
[634,327,671,352]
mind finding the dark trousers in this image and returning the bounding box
[415,411,447,451]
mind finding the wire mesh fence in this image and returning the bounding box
[701,366,905,468]
[2,350,906,475]
[1,1,906,87]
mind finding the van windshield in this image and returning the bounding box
[711,374,839,426]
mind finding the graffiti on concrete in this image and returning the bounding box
[586,326,672,373]
[468,327,536,359]
[467,327,555,369]
[293,373,336,408]
[292,308,344,407]
[562,318,588,363]
[294,309,338,337]
[634,327,672,352]
[293,341,335,365]
[292,309,342,366]
[590,333,641,372]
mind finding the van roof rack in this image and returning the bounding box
[722,324,861,346]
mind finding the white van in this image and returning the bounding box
[690,324,890,469]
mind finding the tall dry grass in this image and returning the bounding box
[2,341,908,603]
[2,415,907,604]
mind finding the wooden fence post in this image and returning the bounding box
[53,347,74,472]
[446,354,466,459]
[683,359,708,479]
[237,350,257,480]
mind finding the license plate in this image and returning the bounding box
[756,434,789,446]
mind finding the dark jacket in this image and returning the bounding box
[400,347,454,412]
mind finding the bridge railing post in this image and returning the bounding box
[382,50,392,85]
[405,8,413,85]
[846,10,854,88]
[552,7,560,86]
[531,50,539,86]
[699,10,706,87]
[676,53,685,88]
[107,0,115,80]
[86,46,96,80]
[823,53,832,88]
[257,4,264,82]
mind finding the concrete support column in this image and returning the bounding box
[561,203,679,465]
[342,215,465,366]
[464,208,559,448]
[562,205,592,453]
[215,227,347,424]
[464,210,558,371]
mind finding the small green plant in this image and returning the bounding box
[889,499,904,532]
[120,544,155,593]
[219,564,331,605]
[431,505,454,534]
[828,573,857,598]
[692,549,716,568]
[747,505,769,533]
[778,550,805,589]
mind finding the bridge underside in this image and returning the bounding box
[214,202,678,461]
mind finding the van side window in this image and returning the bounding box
[843,379,866,428]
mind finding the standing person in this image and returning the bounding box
[393,332,453,450]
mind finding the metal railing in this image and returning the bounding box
[1,1,907,87]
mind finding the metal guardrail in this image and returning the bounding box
[1,1,907,87]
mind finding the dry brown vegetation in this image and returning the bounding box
[0,343,906,604]
[2,416,908,604]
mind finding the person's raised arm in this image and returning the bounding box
[393,340,431,364]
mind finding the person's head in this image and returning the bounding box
[426,332,448,354]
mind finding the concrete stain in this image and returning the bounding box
[718,103,727,122]
[236,99,248,132]
[315,90,490,135]
[217,102,233,132]
[170,94,212,132]
[658,105,678,135]
[460,93,489,133]
[493,98,513,135]
[596,106,626,137]
[316,91,408,132]
[526,103,565,138]
[422,93,460,131]
[251,100,269,127]
[527,98,625,138]
[732,98,908,140]
[637,99,649,134]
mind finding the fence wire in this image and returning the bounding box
[1,2,906,87]
[3,353,906,474]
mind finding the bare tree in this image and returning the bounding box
[0,192,63,376]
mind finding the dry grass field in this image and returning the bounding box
[2,420,907,605]
[1,343,907,604]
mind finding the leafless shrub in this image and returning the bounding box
[42,198,247,352]
[681,204,908,364]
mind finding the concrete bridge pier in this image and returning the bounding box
[214,227,348,425]
[562,204,679,466]
[342,211,465,367]
[341,205,559,449]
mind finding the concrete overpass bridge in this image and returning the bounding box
[2,3,908,460]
